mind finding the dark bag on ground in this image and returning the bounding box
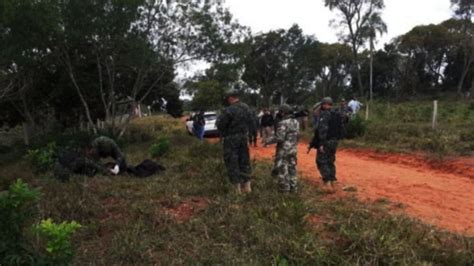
[127,159,166,178]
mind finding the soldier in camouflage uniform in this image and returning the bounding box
[86,136,127,172]
[265,104,300,193]
[216,90,254,194]
[53,150,109,182]
[315,97,339,190]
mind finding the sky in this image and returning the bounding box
[225,0,453,46]
[178,0,454,95]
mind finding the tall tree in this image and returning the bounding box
[361,12,387,101]
[450,0,473,94]
[324,0,385,96]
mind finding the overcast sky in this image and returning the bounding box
[225,0,453,46]
[178,0,454,86]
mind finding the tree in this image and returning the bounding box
[361,12,387,101]
[324,0,385,96]
[450,0,473,94]
[242,25,315,106]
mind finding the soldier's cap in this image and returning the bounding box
[224,89,239,98]
[321,97,333,105]
[279,104,292,114]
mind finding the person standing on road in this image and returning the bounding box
[338,98,352,124]
[217,90,254,194]
[248,110,258,147]
[312,97,344,191]
[192,110,206,141]
[265,104,300,193]
[260,108,274,147]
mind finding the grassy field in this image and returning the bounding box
[1,116,473,265]
[301,100,474,157]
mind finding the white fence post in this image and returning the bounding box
[365,103,369,120]
[432,100,438,130]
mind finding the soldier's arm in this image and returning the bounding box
[266,121,286,145]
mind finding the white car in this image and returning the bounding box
[186,111,219,136]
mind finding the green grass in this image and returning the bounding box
[0,116,473,265]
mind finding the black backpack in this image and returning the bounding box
[328,110,346,140]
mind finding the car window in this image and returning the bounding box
[205,114,217,121]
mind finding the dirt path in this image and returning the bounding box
[250,142,474,236]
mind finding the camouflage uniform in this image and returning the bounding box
[217,101,253,185]
[316,110,339,183]
[266,112,300,192]
[90,136,127,171]
[53,151,108,182]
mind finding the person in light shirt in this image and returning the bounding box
[348,97,363,116]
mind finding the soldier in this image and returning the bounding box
[53,150,109,182]
[265,104,300,193]
[216,90,254,194]
[312,97,344,191]
[86,136,127,173]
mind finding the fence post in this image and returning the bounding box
[365,103,369,120]
[432,100,438,130]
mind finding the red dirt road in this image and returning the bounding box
[250,142,474,236]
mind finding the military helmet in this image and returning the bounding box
[224,89,239,99]
[321,97,333,105]
[279,104,293,114]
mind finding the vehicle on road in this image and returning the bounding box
[186,111,219,136]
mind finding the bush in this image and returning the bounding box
[149,137,171,158]
[345,116,367,139]
[0,179,40,265]
[25,142,57,173]
[36,219,82,265]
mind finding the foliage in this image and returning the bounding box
[36,219,81,265]
[345,115,368,139]
[0,116,473,264]
[149,137,171,158]
[25,142,57,173]
[0,179,40,265]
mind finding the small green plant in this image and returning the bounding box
[149,137,171,158]
[0,179,40,265]
[346,116,367,139]
[25,142,57,172]
[36,219,81,265]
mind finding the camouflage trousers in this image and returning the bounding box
[274,153,298,192]
[223,134,251,184]
[316,140,338,183]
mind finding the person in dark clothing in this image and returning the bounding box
[294,107,310,131]
[217,90,254,194]
[248,110,258,147]
[54,150,109,181]
[260,108,274,146]
[338,98,352,124]
[311,97,343,192]
[86,136,127,173]
[192,110,206,141]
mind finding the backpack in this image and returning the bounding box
[328,110,346,140]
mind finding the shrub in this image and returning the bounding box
[25,142,57,172]
[149,137,171,158]
[345,116,367,139]
[0,179,40,265]
[36,219,82,265]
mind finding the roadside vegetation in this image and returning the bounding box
[1,116,472,265]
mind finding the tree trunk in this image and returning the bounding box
[457,54,473,94]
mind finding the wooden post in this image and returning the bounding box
[365,103,369,120]
[432,100,438,130]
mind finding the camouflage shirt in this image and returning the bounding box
[217,101,253,137]
[318,109,332,146]
[91,136,124,160]
[266,114,300,156]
